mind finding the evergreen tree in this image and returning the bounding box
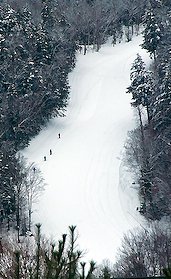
[126,54,159,220]
[151,9,171,135]
[0,149,20,230]
[142,9,162,59]
[127,53,153,123]
[0,2,76,149]
[127,53,146,107]
[152,60,171,134]
[0,5,19,145]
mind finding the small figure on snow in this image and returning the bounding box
[50,149,52,155]
[44,156,46,161]
[79,45,82,53]
[33,167,36,172]
[58,133,61,139]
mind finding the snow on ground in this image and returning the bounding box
[22,35,151,263]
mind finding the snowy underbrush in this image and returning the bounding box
[0,230,37,278]
[0,225,96,279]
[113,220,171,277]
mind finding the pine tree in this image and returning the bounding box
[0,2,76,150]
[152,61,171,134]
[127,53,153,123]
[142,9,162,59]
[127,54,157,220]
[127,53,146,106]
[151,10,171,135]
[0,5,19,145]
[0,149,20,231]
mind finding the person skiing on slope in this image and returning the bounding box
[44,156,46,161]
[50,149,52,155]
[58,133,61,139]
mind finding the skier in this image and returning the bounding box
[44,156,46,161]
[50,149,52,155]
[58,133,61,139]
[33,167,36,172]
[79,45,82,53]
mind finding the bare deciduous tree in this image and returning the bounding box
[113,223,171,277]
[23,163,45,231]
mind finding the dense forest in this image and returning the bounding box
[0,0,171,277]
[125,0,171,220]
[0,0,147,239]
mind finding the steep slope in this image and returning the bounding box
[22,36,151,263]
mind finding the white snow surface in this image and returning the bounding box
[22,36,151,264]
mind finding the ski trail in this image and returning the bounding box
[22,36,151,263]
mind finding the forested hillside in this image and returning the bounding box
[0,0,76,236]
[0,0,171,277]
[125,0,171,220]
[0,0,147,238]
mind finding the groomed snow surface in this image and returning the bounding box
[22,36,151,264]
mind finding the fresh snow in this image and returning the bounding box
[22,35,151,263]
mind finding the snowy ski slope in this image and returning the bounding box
[22,35,151,263]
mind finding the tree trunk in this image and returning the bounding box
[146,104,151,124]
[83,44,87,55]
[7,216,10,231]
[28,208,32,231]
[15,251,20,279]
[35,224,41,279]
[96,33,100,52]
[16,195,20,243]
[138,106,145,151]
[81,262,86,279]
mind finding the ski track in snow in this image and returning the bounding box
[22,36,151,263]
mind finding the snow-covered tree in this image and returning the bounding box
[151,13,171,135]
[0,148,27,235]
[127,53,146,106]
[0,150,17,229]
[127,53,153,123]
[0,225,97,278]
[142,9,162,59]
[0,2,76,150]
[152,66,171,134]
[126,54,161,220]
